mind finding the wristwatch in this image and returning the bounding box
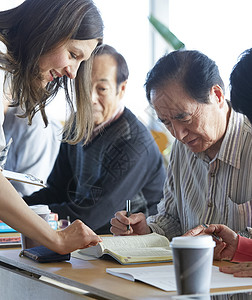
[237,228,251,239]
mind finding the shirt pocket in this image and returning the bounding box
[226,197,252,232]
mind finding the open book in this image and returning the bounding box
[72,233,172,265]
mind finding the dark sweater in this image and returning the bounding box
[24,108,166,234]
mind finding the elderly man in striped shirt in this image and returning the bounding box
[110,50,252,248]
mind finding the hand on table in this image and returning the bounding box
[220,263,252,277]
[110,211,151,236]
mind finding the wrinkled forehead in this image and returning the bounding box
[150,82,195,118]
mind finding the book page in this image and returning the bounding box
[105,247,172,264]
[74,242,105,258]
[105,247,171,257]
[101,233,169,252]
[72,233,171,263]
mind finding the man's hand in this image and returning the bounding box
[110,211,151,236]
[182,224,237,260]
[204,224,238,260]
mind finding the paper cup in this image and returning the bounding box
[21,205,51,250]
[170,236,215,295]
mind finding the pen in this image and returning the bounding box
[202,223,220,241]
[126,199,131,231]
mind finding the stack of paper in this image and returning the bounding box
[106,265,252,292]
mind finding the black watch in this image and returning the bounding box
[237,229,251,239]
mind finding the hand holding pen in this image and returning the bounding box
[110,200,152,235]
[202,223,220,241]
[203,224,239,261]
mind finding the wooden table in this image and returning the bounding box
[0,246,252,300]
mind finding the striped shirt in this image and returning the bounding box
[147,106,252,241]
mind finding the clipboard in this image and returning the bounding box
[2,170,46,187]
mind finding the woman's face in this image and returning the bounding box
[39,39,98,87]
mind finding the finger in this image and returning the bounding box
[221,263,252,272]
[110,226,131,236]
[219,264,252,274]
[67,220,100,239]
[238,262,252,268]
[83,224,100,236]
[183,225,205,237]
[233,270,252,277]
[204,224,218,234]
[110,217,129,232]
[219,266,236,274]
[114,211,128,224]
[110,218,133,235]
[213,242,226,260]
[81,235,101,248]
[127,212,147,228]
[214,241,225,253]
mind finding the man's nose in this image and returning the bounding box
[172,123,188,141]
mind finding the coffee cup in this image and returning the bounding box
[21,205,51,249]
[170,236,215,295]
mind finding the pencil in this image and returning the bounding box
[126,199,131,231]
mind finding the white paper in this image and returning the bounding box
[106,265,252,292]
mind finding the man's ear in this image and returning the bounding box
[211,84,225,108]
[118,80,127,99]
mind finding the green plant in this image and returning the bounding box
[148,14,185,50]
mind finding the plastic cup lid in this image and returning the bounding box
[29,204,51,215]
[170,236,216,248]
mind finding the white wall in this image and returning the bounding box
[2,0,252,121]
[164,0,252,98]
[93,0,151,123]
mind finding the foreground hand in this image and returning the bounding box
[182,224,226,260]
[204,224,238,261]
[220,263,252,277]
[110,211,151,236]
[55,220,102,254]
